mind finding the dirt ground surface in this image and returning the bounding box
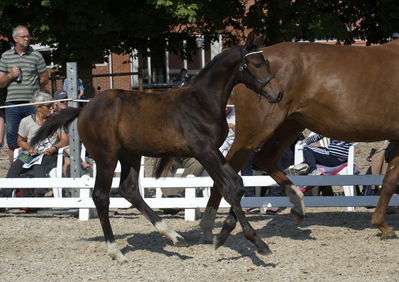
[1,207,399,282]
[2,141,399,281]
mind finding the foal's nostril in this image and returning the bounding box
[277,90,284,102]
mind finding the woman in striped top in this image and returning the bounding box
[288,133,353,175]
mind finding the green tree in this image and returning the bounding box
[244,0,399,45]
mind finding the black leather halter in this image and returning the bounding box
[239,46,275,95]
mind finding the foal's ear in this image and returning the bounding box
[245,31,265,51]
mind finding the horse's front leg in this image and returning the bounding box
[92,158,128,263]
[199,147,253,244]
[372,143,399,239]
[197,149,271,255]
[253,123,305,223]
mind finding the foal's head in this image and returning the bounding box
[239,33,283,103]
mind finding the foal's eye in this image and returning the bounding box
[254,62,264,68]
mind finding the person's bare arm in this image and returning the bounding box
[38,71,49,92]
[0,67,20,88]
[43,131,69,156]
[17,135,37,155]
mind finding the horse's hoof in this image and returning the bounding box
[118,256,129,264]
[110,252,128,264]
[200,233,214,244]
[290,208,304,224]
[213,236,224,250]
[174,236,189,247]
[257,246,272,256]
[380,229,396,240]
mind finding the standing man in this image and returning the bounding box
[0,25,49,164]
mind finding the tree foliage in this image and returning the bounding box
[0,0,399,67]
[0,0,246,66]
[245,0,399,45]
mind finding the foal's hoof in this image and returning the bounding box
[109,252,128,264]
[174,236,189,247]
[200,233,214,244]
[290,208,304,224]
[213,236,225,250]
[257,246,272,256]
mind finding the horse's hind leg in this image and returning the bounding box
[372,142,399,239]
[197,149,270,255]
[91,157,127,263]
[252,122,305,223]
[215,123,305,248]
[118,157,187,247]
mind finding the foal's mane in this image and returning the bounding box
[193,46,237,82]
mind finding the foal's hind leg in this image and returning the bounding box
[118,157,187,247]
[197,149,270,255]
[372,143,399,239]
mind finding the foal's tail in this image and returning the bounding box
[30,107,82,146]
[153,157,174,179]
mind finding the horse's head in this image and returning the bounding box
[238,33,283,103]
[238,47,283,103]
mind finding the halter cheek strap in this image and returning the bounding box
[239,46,275,96]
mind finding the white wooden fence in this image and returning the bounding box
[1,174,399,221]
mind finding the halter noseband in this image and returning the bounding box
[239,46,275,96]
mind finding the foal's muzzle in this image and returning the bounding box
[266,89,284,104]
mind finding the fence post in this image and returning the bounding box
[66,63,89,218]
[184,175,201,221]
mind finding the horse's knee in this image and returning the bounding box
[92,189,110,207]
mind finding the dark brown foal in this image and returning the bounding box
[31,35,283,263]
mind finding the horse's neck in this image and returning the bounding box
[192,49,241,108]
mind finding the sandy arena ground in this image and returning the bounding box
[1,141,399,281]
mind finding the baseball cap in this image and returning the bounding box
[392,32,399,39]
[54,90,68,100]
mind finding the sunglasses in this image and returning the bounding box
[41,103,53,109]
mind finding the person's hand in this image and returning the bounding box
[9,66,21,80]
[43,146,57,156]
[28,146,38,156]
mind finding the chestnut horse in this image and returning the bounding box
[31,38,283,263]
[200,39,399,245]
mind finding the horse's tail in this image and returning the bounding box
[152,157,174,179]
[30,107,82,146]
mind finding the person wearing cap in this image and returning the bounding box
[53,90,68,113]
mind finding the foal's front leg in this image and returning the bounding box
[200,147,253,244]
[92,161,128,263]
[197,150,271,255]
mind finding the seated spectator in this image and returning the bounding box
[53,89,68,112]
[52,89,91,178]
[285,133,354,176]
[173,68,190,88]
[219,103,235,157]
[0,92,68,197]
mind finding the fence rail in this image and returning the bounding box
[1,174,399,221]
